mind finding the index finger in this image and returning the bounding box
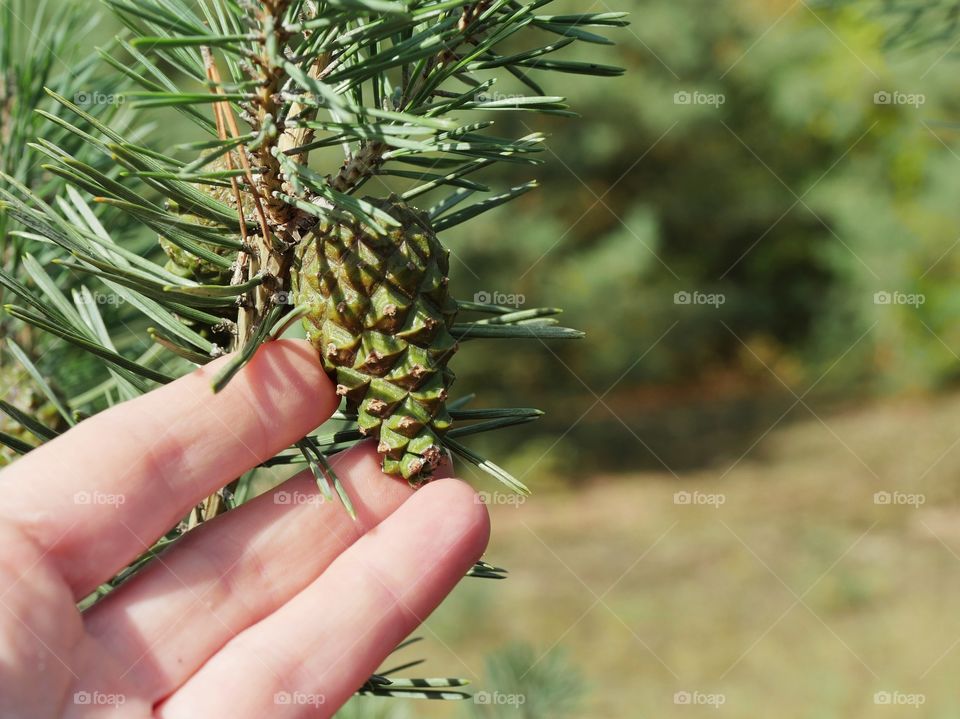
[0,339,337,598]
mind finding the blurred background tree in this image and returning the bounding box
[447,0,960,478]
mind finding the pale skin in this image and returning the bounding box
[0,339,490,718]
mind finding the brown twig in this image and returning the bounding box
[327,1,490,195]
[196,44,294,523]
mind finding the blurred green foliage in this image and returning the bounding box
[466,643,584,718]
[442,0,960,474]
[9,0,960,476]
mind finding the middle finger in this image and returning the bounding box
[82,442,426,701]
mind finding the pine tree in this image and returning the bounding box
[0,0,624,705]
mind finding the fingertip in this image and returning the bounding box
[232,338,338,428]
[327,441,417,525]
[254,338,323,375]
[414,478,491,561]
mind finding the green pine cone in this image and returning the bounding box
[158,162,246,283]
[159,232,235,284]
[294,198,459,483]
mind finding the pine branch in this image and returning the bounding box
[0,9,626,691]
[1,0,626,496]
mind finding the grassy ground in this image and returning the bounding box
[367,390,960,718]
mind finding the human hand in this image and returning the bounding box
[0,339,489,718]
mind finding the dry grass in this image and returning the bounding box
[402,391,960,717]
